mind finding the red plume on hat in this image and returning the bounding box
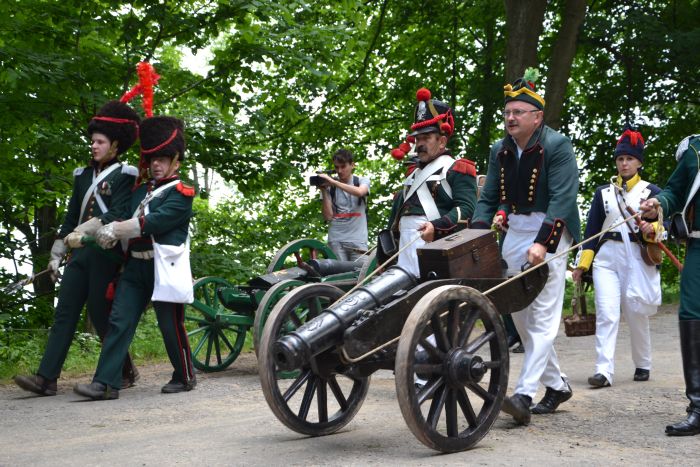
[120,62,160,117]
[614,124,645,163]
[120,61,161,184]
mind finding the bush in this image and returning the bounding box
[0,310,170,381]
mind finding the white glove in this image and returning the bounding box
[96,218,141,249]
[63,217,103,248]
[48,239,67,283]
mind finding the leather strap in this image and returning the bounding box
[79,163,121,222]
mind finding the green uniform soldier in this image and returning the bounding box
[14,101,141,396]
[74,116,196,400]
[387,87,478,278]
[640,135,700,436]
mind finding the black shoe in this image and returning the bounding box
[121,366,141,389]
[507,334,521,349]
[13,374,57,396]
[121,353,140,389]
[512,344,525,353]
[633,368,650,382]
[501,393,532,425]
[666,406,700,436]
[588,373,611,388]
[161,378,197,394]
[531,382,572,414]
[73,382,119,400]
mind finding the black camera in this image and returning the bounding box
[309,170,337,187]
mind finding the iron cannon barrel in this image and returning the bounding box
[273,266,417,370]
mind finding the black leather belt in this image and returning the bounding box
[601,231,639,243]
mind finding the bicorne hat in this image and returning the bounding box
[503,68,545,110]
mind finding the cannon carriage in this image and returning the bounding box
[184,238,376,371]
[257,229,549,453]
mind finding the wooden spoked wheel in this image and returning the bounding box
[259,283,370,436]
[395,285,508,453]
[253,279,304,358]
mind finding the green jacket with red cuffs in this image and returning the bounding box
[472,124,581,250]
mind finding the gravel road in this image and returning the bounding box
[1,305,695,466]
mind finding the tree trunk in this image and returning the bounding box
[544,0,587,130]
[476,11,499,162]
[504,0,548,83]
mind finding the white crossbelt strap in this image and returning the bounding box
[79,163,121,222]
[403,155,454,221]
[601,180,650,233]
[680,169,700,238]
[133,180,180,219]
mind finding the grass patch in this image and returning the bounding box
[0,309,170,382]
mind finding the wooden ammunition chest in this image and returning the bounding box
[417,229,503,280]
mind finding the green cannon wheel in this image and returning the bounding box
[266,238,336,273]
[253,279,305,358]
[185,276,249,372]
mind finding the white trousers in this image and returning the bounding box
[592,240,654,383]
[502,213,571,397]
[397,215,427,278]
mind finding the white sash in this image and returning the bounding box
[132,180,180,219]
[679,170,700,237]
[600,180,650,234]
[79,163,121,222]
[403,155,454,221]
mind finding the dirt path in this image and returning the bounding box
[1,305,695,466]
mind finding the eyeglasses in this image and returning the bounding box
[502,109,540,118]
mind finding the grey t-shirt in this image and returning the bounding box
[328,175,370,246]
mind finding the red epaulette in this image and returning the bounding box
[452,158,477,177]
[176,182,195,197]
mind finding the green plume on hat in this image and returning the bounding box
[523,67,540,84]
[504,67,545,109]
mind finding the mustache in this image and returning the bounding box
[415,145,428,153]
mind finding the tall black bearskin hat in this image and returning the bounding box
[87,101,140,155]
[503,67,545,110]
[140,116,185,161]
[614,124,645,163]
[390,88,455,160]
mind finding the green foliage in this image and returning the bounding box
[0,309,169,380]
[3,0,700,343]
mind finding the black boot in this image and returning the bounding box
[666,320,700,436]
[121,352,140,389]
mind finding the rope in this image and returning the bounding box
[329,234,423,308]
[340,213,644,363]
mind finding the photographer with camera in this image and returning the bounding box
[315,149,370,262]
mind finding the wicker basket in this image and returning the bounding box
[564,281,596,337]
